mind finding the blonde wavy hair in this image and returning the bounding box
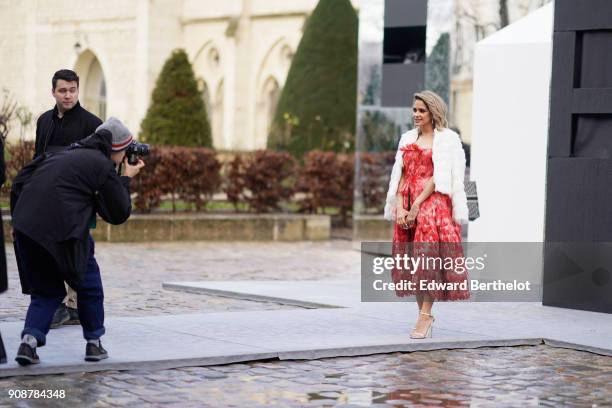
[414,90,448,131]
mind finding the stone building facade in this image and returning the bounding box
[0,0,352,150]
[0,0,548,149]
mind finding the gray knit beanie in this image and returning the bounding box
[95,117,133,151]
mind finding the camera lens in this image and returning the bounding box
[126,142,149,165]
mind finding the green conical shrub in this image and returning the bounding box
[140,49,211,147]
[268,0,358,157]
[425,33,450,106]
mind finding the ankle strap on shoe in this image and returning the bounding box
[420,311,434,317]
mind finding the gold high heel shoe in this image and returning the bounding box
[409,311,435,339]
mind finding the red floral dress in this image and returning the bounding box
[391,143,470,301]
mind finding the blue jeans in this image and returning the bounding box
[21,235,105,346]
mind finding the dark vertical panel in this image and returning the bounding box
[548,32,575,157]
[545,2,612,314]
[572,89,612,114]
[546,158,612,241]
[381,0,427,108]
[580,30,612,87]
[383,26,426,63]
[554,0,612,31]
[384,0,428,28]
[381,64,425,107]
[544,158,612,313]
[573,115,612,159]
[542,242,612,313]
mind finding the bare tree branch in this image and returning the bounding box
[0,89,18,142]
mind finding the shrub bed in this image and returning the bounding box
[2,141,394,216]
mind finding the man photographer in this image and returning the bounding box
[12,117,144,365]
[0,116,8,364]
[35,69,103,328]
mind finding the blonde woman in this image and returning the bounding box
[384,90,470,339]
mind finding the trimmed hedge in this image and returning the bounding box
[268,0,358,157]
[225,150,297,213]
[132,147,221,213]
[296,150,354,222]
[357,152,396,213]
[2,141,395,216]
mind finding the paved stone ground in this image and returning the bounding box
[0,241,359,322]
[1,241,611,407]
[1,345,610,407]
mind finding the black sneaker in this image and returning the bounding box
[15,343,40,366]
[85,342,108,362]
[50,304,70,329]
[0,333,7,364]
[65,307,80,325]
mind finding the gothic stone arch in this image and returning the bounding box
[74,49,107,120]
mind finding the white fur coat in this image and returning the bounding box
[384,127,469,223]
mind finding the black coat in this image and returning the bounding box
[34,101,102,157]
[0,140,7,294]
[11,131,132,294]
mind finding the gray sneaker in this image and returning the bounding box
[15,343,40,366]
[50,304,70,329]
[85,341,108,362]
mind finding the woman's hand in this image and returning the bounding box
[405,203,420,225]
[396,206,411,229]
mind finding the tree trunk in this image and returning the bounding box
[499,0,509,28]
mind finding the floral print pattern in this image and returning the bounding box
[391,143,470,301]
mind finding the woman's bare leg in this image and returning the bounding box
[411,294,434,336]
[420,295,433,315]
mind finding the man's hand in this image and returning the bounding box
[123,159,145,178]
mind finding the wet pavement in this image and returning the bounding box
[1,345,610,407]
[1,241,610,407]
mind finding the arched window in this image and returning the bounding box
[254,40,292,148]
[75,51,107,120]
[263,77,280,132]
[193,42,223,147]
[197,78,212,121]
[214,80,224,148]
[256,76,280,147]
[99,78,107,120]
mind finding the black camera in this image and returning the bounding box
[125,141,150,165]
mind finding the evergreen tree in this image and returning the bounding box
[425,33,450,106]
[140,49,211,147]
[361,110,401,152]
[363,65,381,106]
[268,0,358,157]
